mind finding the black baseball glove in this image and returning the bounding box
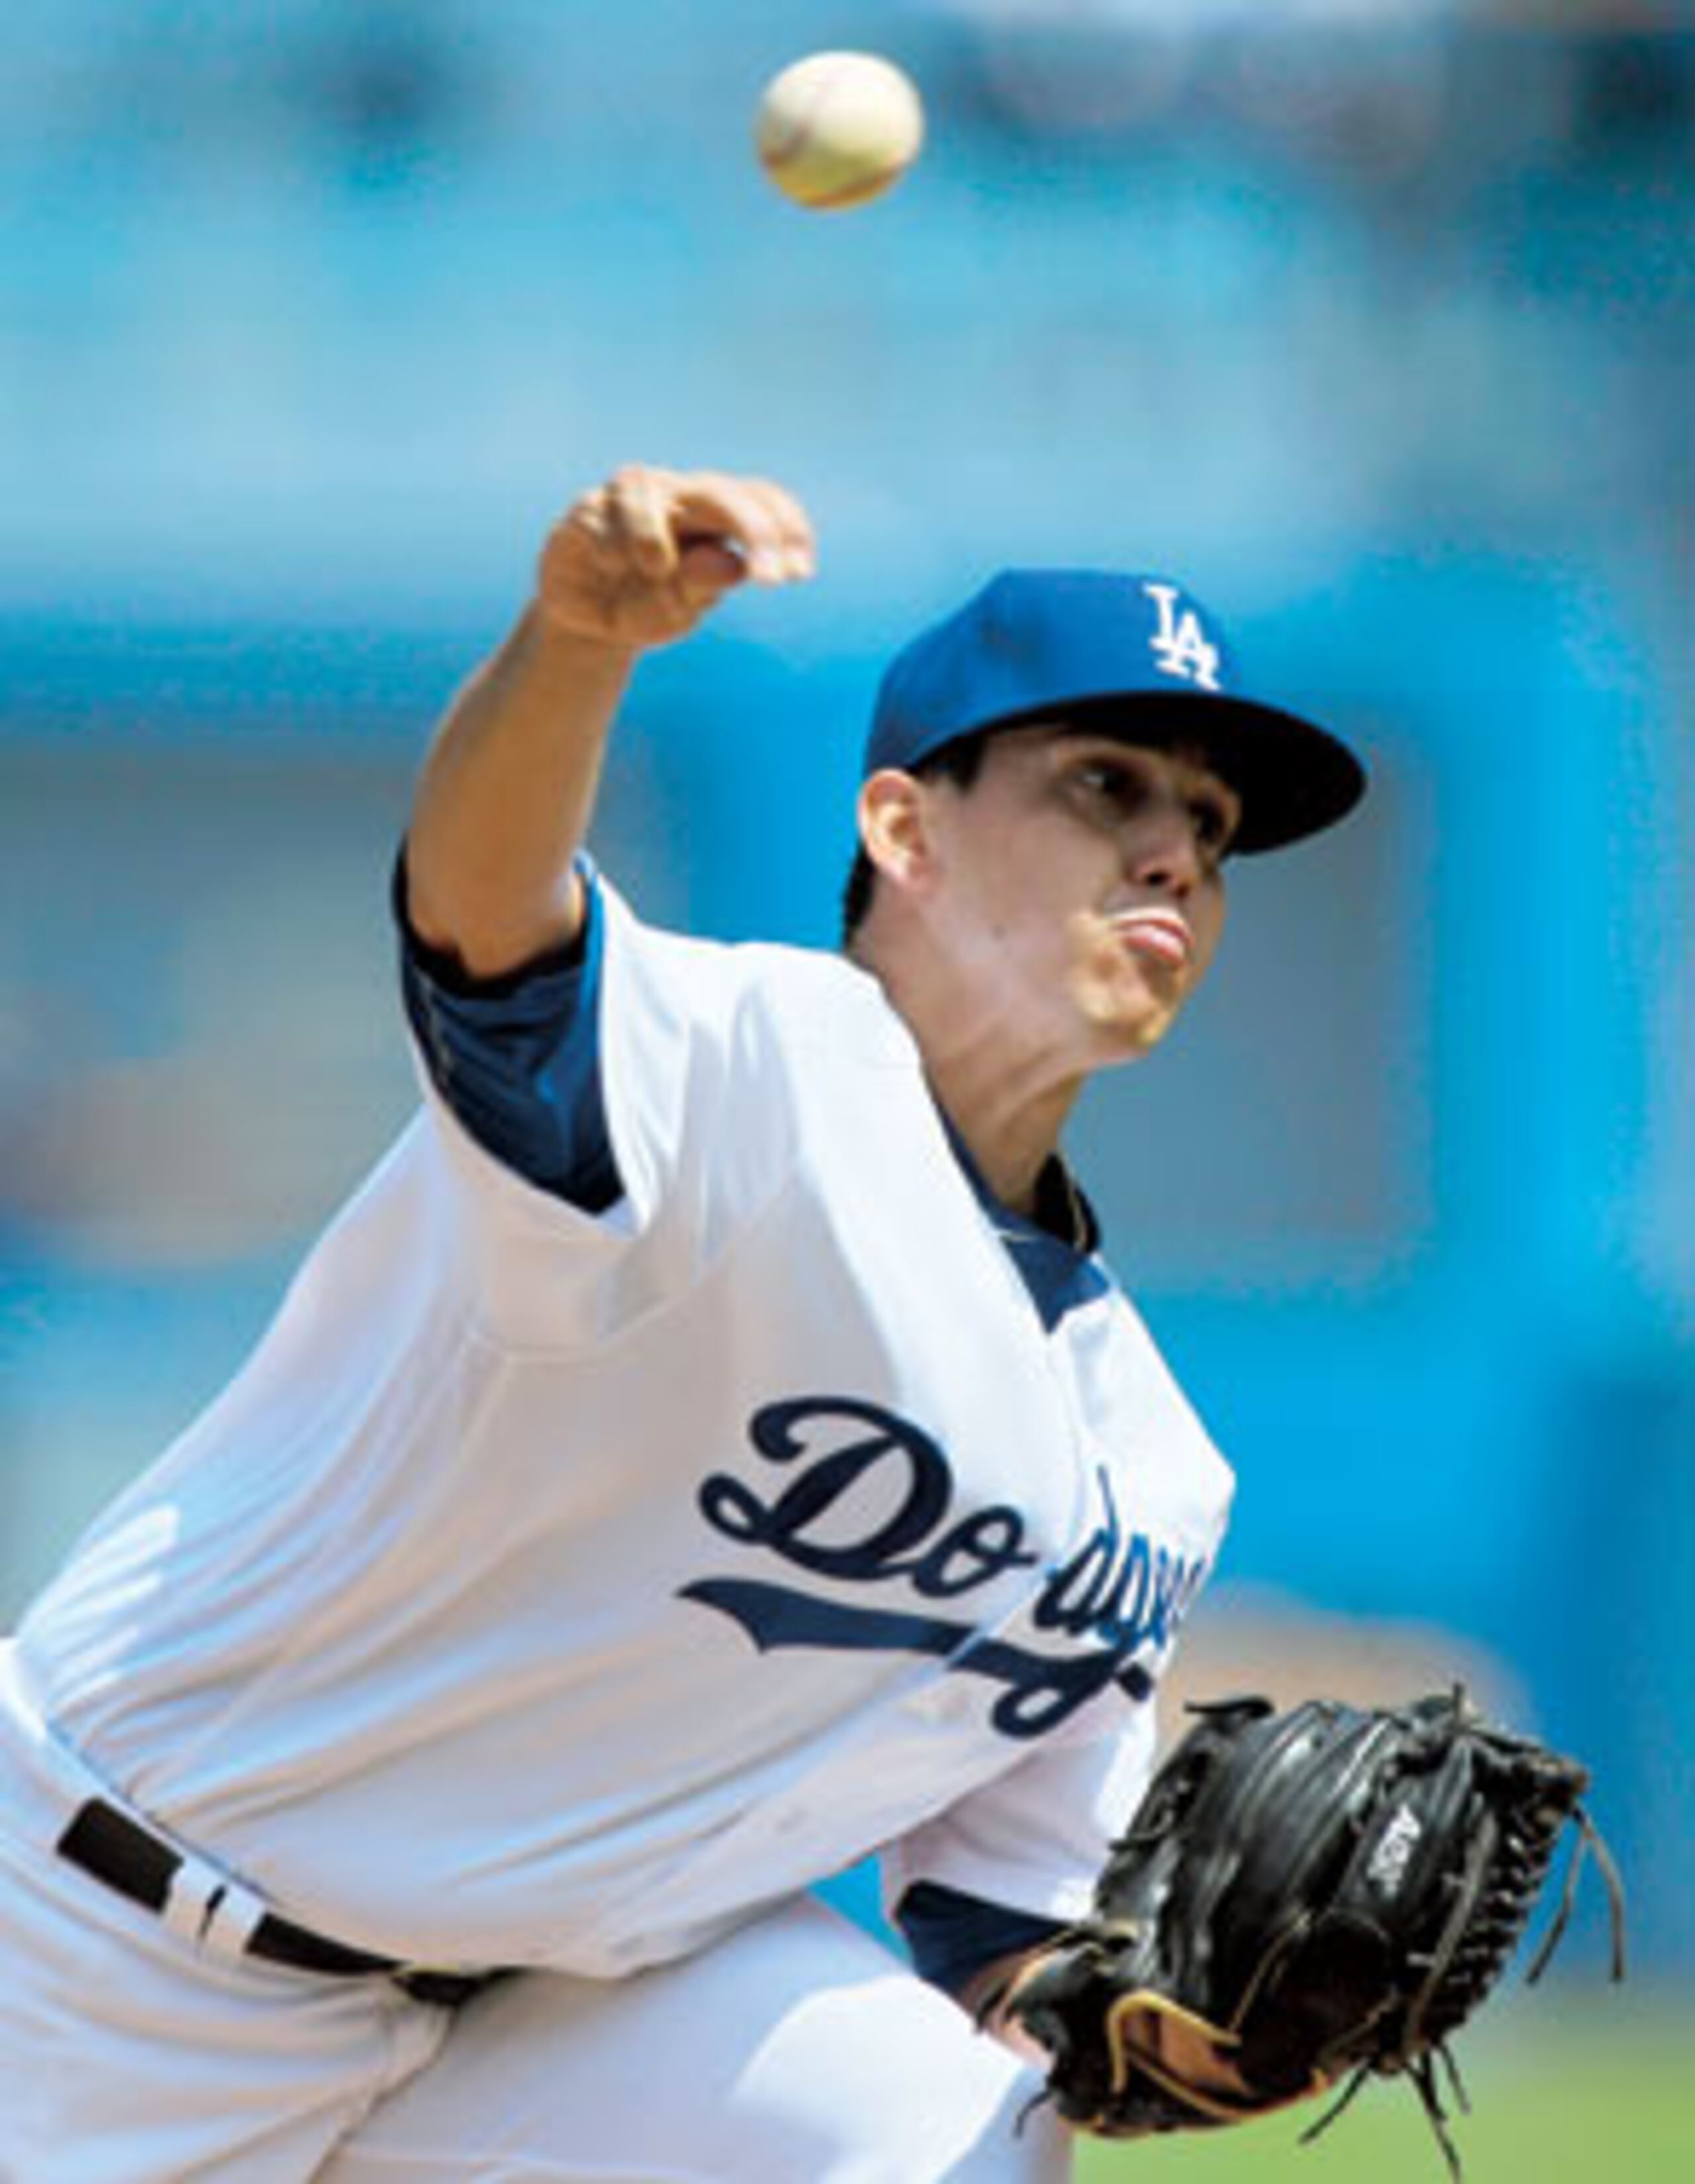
[1000,1690,1624,2177]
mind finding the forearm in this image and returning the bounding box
[402,463,814,981]
[406,605,635,977]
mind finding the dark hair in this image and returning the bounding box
[841,730,990,946]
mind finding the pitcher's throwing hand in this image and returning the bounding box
[536,464,816,652]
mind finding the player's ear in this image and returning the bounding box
[857,769,940,897]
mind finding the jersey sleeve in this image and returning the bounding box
[879,1699,1161,1932]
[396,854,620,1215]
[395,857,815,1346]
[893,1881,1066,1998]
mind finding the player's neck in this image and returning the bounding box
[923,1052,1080,1218]
[859,932,1084,1216]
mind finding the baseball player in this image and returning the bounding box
[0,464,1365,2181]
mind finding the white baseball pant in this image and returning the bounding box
[0,1647,1067,2181]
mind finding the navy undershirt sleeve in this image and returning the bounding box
[895,1881,1065,1999]
[393,854,622,1214]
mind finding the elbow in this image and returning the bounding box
[399,844,586,982]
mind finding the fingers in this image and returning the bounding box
[536,465,816,652]
[608,465,816,588]
[673,537,754,610]
[594,468,679,576]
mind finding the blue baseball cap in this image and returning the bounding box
[865,569,1366,854]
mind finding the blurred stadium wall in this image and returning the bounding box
[3,1,1690,1975]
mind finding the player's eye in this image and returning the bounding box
[1071,757,1145,811]
[1190,798,1235,854]
[1064,752,1238,858]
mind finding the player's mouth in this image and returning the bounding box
[1108,908,1193,969]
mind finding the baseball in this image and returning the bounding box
[754,51,925,211]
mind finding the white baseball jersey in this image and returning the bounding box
[16,873,1232,1981]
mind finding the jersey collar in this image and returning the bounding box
[940,1117,1111,1334]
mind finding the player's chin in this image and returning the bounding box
[1079,987,1186,1065]
[1072,964,1189,1061]
[1115,1011,1183,1064]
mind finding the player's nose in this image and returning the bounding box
[1124,804,1205,898]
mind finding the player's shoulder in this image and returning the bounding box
[735,931,891,1024]
[600,877,908,1064]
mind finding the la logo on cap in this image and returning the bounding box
[1141,580,1222,693]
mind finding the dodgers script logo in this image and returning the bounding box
[1143,580,1223,692]
[679,1397,1209,1742]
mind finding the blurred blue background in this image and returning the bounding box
[1,0,1689,2011]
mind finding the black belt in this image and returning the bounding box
[56,1797,493,2009]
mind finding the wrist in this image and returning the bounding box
[523,597,644,674]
